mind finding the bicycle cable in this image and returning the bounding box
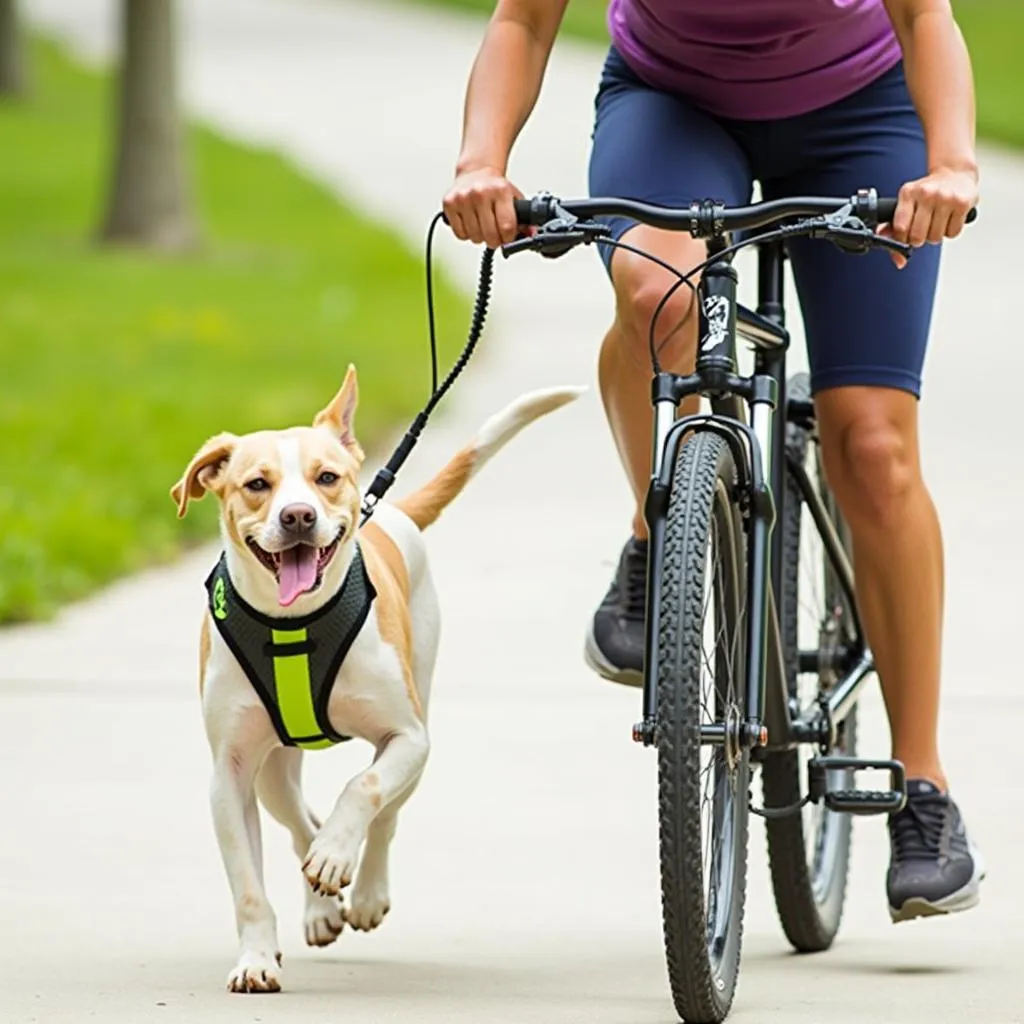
[587,235,699,375]
[613,221,804,376]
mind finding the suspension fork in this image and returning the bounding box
[635,371,681,745]
[635,240,789,748]
[636,244,757,744]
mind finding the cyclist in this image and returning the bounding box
[443,0,983,923]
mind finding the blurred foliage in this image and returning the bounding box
[0,38,467,623]
[412,0,1023,148]
[954,0,1024,148]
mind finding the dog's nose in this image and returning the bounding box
[280,503,317,533]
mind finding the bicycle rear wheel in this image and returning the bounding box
[656,431,749,1024]
[761,372,858,952]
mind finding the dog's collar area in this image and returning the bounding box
[204,545,377,750]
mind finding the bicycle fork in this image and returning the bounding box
[634,252,778,752]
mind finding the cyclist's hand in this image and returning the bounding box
[882,165,979,269]
[443,166,523,250]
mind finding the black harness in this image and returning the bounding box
[204,545,377,749]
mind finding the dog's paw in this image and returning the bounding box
[344,890,390,932]
[304,888,345,947]
[344,859,391,932]
[227,948,283,994]
[302,830,361,897]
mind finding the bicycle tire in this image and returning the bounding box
[761,372,858,953]
[657,431,749,1024]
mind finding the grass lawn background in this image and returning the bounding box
[406,0,1024,149]
[0,38,466,623]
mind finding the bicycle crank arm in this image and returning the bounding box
[807,755,907,815]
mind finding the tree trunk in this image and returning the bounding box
[0,0,27,97]
[99,0,199,251]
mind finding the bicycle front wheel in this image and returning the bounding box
[656,431,749,1024]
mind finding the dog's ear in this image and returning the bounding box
[171,432,238,518]
[313,364,364,462]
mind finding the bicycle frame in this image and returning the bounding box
[635,234,875,756]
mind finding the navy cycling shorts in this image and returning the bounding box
[587,48,941,397]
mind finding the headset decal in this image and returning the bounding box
[701,294,731,353]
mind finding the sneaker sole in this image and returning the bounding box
[583,622,643,688]
[889,843,987,923]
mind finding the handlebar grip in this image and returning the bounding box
[514,196,559,226]
[513,199,533,225]
[875,198,898,224]
[875,197,978,225]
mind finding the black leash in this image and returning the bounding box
[359,214,496,526]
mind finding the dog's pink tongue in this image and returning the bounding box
[278,545,318,607]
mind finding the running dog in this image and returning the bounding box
[171,366,581,993]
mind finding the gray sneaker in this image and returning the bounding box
[583,537,647,687]
[886,779,986,923]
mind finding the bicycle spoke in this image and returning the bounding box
[694,492,743,933]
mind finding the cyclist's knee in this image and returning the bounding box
[609,236,703,368]
[821,407,919,529]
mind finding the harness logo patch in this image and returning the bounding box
[701,294,730,353]
[213,577,228,620]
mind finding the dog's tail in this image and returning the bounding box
[394,385,585,532]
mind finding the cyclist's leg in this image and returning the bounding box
[584,47,752,686]
[764,62,982,918]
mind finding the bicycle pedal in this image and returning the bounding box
[807,755,907,816]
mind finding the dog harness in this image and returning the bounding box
[204,545,377,749]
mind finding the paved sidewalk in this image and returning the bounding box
[5,1,1024,1021]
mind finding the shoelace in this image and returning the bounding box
[622,543,649,621]
[890,794,948,861]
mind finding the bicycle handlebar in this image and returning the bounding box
[513,191,977,236]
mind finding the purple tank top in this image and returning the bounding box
[607,0,903,120]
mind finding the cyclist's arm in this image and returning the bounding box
[882,0,978,248]
[445,0,568,248]
[883,0,976,175]
[455,0,568,177]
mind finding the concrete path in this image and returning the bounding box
[5,1,1024,1021]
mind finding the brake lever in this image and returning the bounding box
[865,232,914,260]
[501,234,543,257]
[500,231,586,258]
[798,212,914,261]
[501,219,611,259]
[823,225,913,260]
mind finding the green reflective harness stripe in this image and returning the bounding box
[204,545,377,749]
[270,628,334,750]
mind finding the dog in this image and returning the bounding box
[171,365,582,993]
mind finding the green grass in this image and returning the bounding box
[954,1,1024,148]
[422,0,608,40]
[408,0,1023,148]
[0,38,466,624]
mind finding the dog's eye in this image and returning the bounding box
[316,471,339,486]
[244,477,270,493]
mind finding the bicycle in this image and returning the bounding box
[491,189,977,1024]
